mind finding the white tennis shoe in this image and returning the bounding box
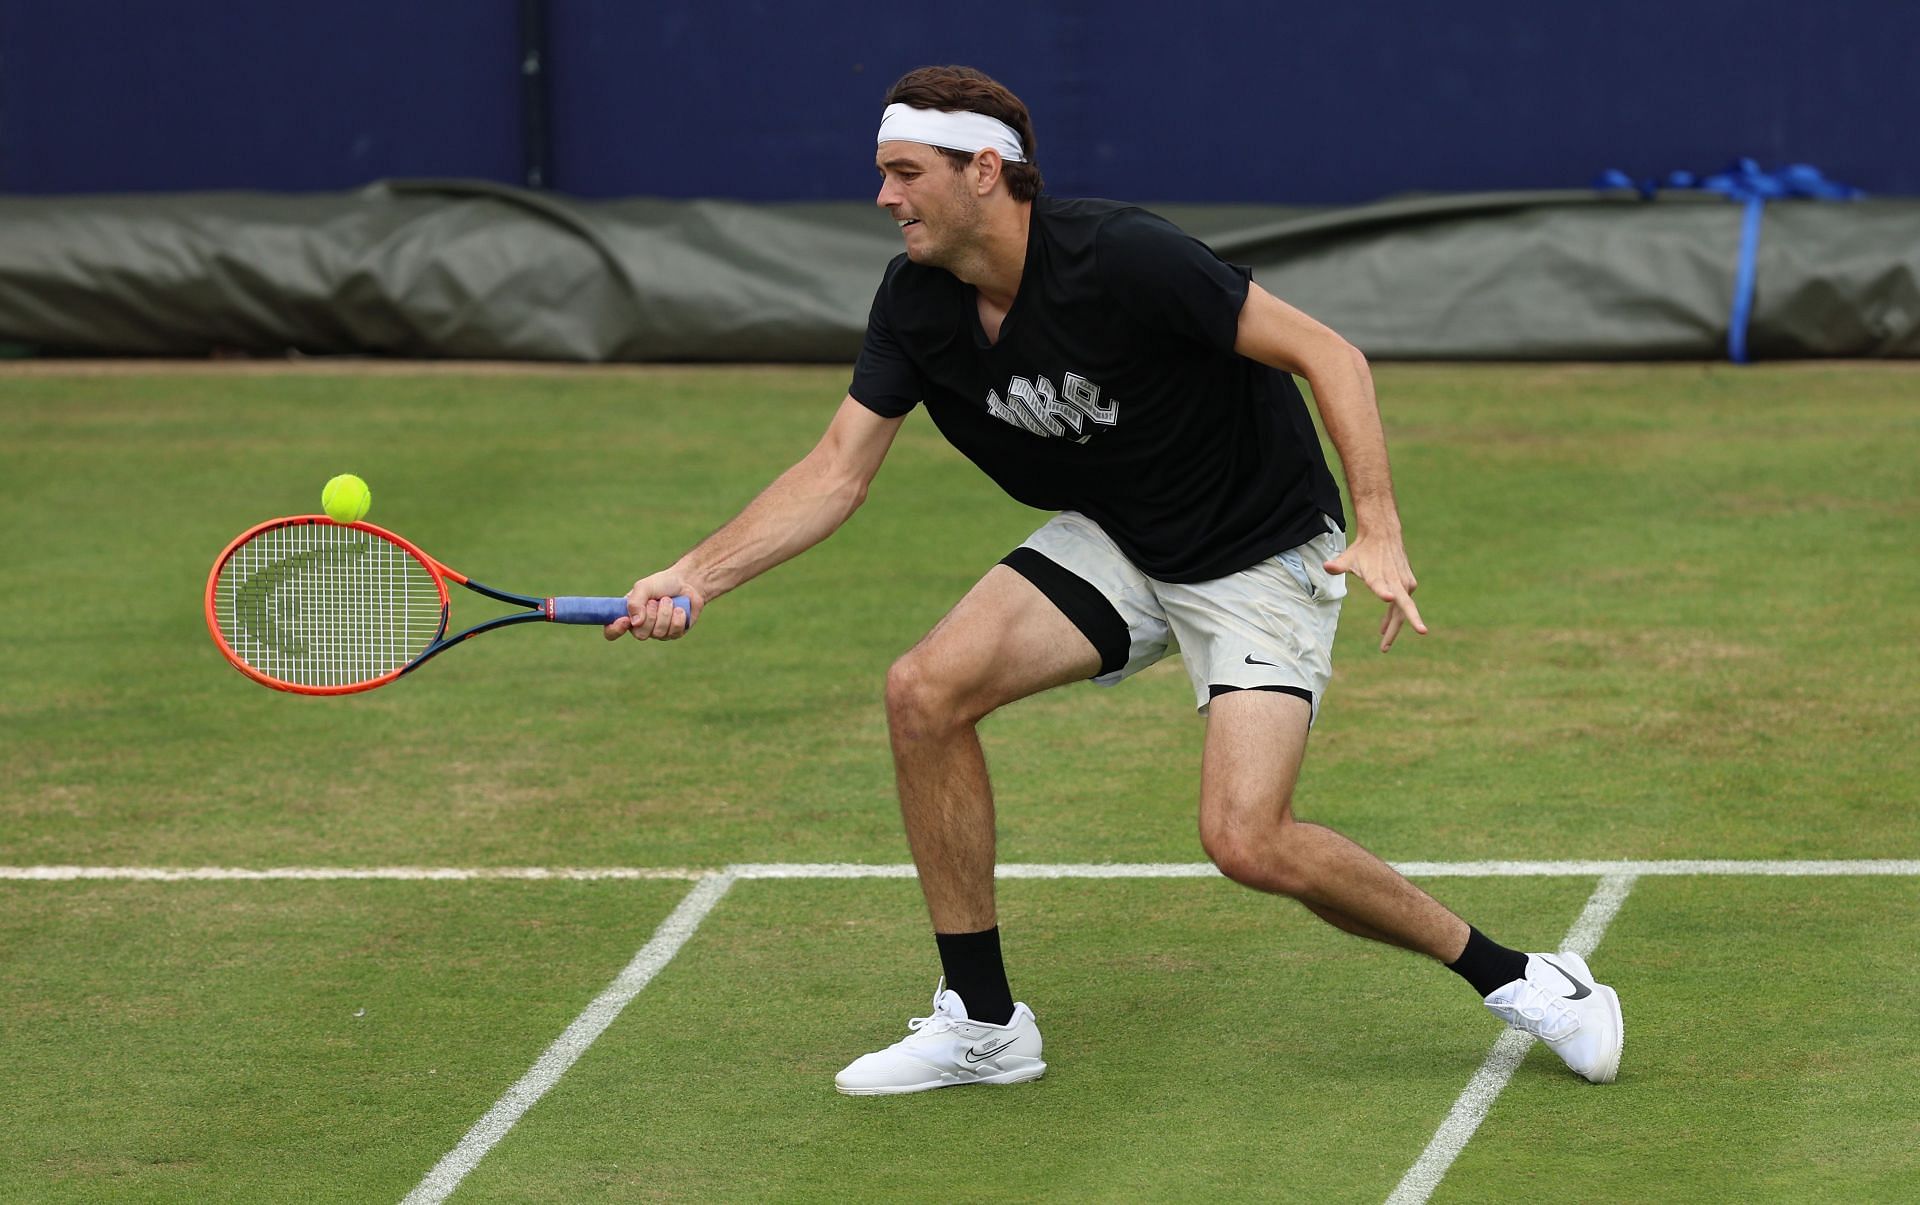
[834,979,1046,1096]
[1483,951,1624,1083]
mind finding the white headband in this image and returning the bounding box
[877,102,1027,163]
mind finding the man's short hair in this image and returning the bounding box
[884,66,1044,202]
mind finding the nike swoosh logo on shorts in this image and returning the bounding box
[1542,957,1593,1000]
[964,1039,1018,1063]
[1244,654,1281,668]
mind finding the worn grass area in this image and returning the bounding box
[2,362,1916,1201]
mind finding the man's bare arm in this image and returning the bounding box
[1233,282,1427,651]
[607,395,905,640]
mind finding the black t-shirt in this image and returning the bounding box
[849,195,1344,583]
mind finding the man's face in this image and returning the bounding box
[875,141,981,267]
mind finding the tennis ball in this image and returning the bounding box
[322,474,372,524]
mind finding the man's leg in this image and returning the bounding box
[885,564,1103,938]
[835,565,1102,1096]
[1196,689,1471,960]
[1195,688,1625,1082]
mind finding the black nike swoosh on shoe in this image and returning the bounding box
[1244,654,1281,668]
[964,1039,1018,1063]
[1541,956,1593,1000]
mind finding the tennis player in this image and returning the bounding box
[609,66,1624,1091]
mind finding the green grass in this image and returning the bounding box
[0,880,695,1202]
[1,362,1916,1201]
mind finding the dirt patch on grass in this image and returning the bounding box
[1529,627,1764,671]
[1707,491,1918,518]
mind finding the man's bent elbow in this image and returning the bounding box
[1298,334,1368,395]
[1317,335,1368,384]
[839,477,871,520]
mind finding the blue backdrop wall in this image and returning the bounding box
[2,1,1912,202]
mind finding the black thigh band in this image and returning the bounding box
[1000,547,1131,677]
[1208,683,1315,706]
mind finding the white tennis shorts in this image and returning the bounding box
[1003,511,1347,720]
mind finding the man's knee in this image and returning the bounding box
[1199,808,1312,897]
[885,650,989,737]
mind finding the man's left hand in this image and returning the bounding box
[1325,532,1428,652]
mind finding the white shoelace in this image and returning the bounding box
[896,992,965,1047]
[905,1011,956,1037]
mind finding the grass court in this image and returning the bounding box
[2,362,1915,1201]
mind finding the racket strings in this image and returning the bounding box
[215,524,443,688]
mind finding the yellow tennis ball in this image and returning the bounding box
[322,474,371,524]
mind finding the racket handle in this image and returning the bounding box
[547,595,693,628]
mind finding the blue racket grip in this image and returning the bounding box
[547,595,693,628]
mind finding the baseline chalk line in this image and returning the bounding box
[4,858,1916,883]
[0,865,709,882]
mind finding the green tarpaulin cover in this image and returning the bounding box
[2,181,1914,361]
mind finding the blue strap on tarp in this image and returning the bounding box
[1594,159,1864,362]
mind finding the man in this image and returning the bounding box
[608,65,1623,1093]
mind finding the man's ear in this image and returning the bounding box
[971,148,1003,196]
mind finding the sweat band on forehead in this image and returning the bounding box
[877,102,1027,163]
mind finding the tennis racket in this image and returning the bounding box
[204,515,689,695]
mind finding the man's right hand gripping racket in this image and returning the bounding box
[205,516,689,696]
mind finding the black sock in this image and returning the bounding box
[934,927,1016,1025]
[1447,926,1530,997]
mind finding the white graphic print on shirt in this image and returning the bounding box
[984,372,1117,444]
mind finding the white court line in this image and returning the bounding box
[0,865,709,882]
[1374,859,1919,877]
[399,871,735,1205]
[733,859,1920,879]
[7,859,1915,882]
[1383,873,1640,1205]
